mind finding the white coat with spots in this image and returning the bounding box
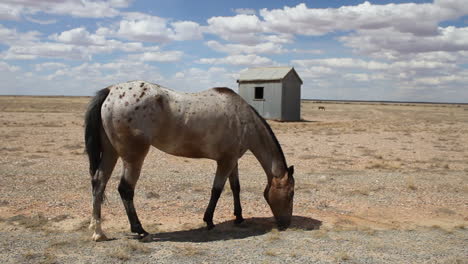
[84,81,295,241]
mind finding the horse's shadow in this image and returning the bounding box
[141,215,322,243]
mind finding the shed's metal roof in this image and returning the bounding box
[238,67,296,82]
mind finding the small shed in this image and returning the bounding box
[237,67,302,121]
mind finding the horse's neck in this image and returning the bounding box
[248,117,287,180]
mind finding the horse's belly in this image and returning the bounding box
[152,138,218,160]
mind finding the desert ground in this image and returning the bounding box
[0,95,467,263]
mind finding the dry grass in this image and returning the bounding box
[430,225,454,234]
[22,250,57,264]
[434,208,456,215]
[109,247,131,261]
[8,214,49,231]
[108,239,151,261]
[1,97,467,262]
[173,244,205,256]
[365,160,402,170]
[266,228,281,241]
[334,251,351,262]
[145,191,160,199]
[406,176,418,191]
[312,228,329,239]
[264,249,278,257]
[347,185,385,196]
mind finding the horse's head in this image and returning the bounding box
[265,165,295,229]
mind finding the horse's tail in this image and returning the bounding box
[84,87,110,177]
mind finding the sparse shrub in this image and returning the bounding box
[173,244,205,256]
[108,240,150,261]
[8,214,49,230]
[146,191,160,199]
[267,229,281,241]
[312,229,329,239]
[406,176,417,190]
[335,251,351,261]
[110,248,130,261]
[298,154,314,160]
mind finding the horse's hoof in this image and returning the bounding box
[138,231,149,239]
[92,232,108,242]
[140,234,152,243]
[206,222,215,230]
[234,217,245,225]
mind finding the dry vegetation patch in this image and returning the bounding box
[0,97,467,263]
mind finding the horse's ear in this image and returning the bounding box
[288,166,294,176]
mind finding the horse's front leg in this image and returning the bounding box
[203,159,237,229]
[229,163,244,224]
[118,158,149,238]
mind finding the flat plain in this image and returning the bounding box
[0,95,467,263]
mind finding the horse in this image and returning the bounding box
[84,81,295,241]
[318,106,325,111]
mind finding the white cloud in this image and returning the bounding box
[297,66,335,79]
[207,14,263,44]
[0,24,41,45]
[260,1,468,37]
[103,12,204,43]
[233,8,256,15]
[44,60,164,86]
[208,14,262,35]
[129,51,183,62]
[206,40,284,54]
[262,33,294,44]
[0,3,23,20]
[34,62,67,72]
[290,49,323,54]
[1,25,174,61]
[170,67,237,92]
[198,54,273,66]
[4,42,90,60]
[340,26,468,58]
[51,27,107,46]
[0,61,20,72]
[0,0,131,20]
[24,16,57,24]
[171,21,203,41]
[344,73,387,82]
[293,58,389,70]
[116,12,175,42]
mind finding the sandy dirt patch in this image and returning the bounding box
[0,96,466,263]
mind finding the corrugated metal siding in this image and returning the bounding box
[281,71,301,121]
[238,82,282,119]
[238,67,292,82]
[238,67,302,121]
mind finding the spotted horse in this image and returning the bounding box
[84,81,295,241]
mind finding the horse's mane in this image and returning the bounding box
[249,106,288,169]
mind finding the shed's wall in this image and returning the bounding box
[281,71,302,121]
[238,81,282,119]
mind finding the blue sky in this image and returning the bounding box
[0,0,467,102]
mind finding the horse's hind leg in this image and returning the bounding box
[203,159,237,229]
[90,136,118,241]
[229,163,244,224]
[118,156,149,237]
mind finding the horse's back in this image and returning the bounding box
[153,86,251,159]
[101,81,252,161]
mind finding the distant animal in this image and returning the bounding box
[318,106,326,111]
[84,81,295,241]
